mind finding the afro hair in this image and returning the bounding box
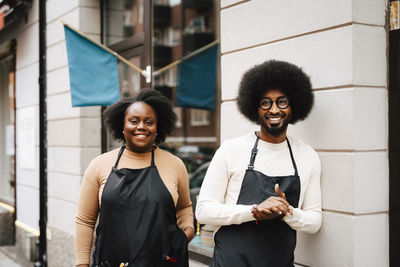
[103,89,177,144]
[237,60,314,124]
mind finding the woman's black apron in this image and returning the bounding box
[92,146,188,267]
[211,137,301,267]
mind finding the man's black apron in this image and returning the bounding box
[211,136,301,267]
[92,146,188,267]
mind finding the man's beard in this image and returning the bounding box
[258,114,291,137]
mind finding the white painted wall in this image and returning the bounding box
[46,0,101,236]
[220,0,388,266]
[10,0,102,248]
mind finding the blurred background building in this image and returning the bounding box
[0,0,396,266]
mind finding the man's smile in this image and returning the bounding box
[265,115,285,125]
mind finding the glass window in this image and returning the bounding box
[190,109,211,126]
[0,55,15,204]
[103,0,151,152]
[119,56,141,98]
[106,55,142,152]
[174,107,183,128]
[104,0,145,46]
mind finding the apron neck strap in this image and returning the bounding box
[247,135,299,176]
[247,135,260,170]
[113,146,156,169]
[286,138,298,176]
[150,147,155,166]
[114,146,126,169]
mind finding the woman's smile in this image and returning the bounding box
[123,102,157,153]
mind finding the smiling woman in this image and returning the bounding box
[75,89,194,267]
[104,89,177,146]
[123,102,158,153]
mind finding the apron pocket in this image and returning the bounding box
[162,227,188,266]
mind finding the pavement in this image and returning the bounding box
[0,246,207,267]
[0,247,21,267]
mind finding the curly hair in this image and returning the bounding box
[237,60,314,124]
[103,89,177,144]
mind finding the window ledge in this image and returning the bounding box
[188,235,214,258]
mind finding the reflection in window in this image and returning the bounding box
[174,107,183,128]
[190,109,210,126]
[154,67,176,87]
[105,0,145,46]
[106,56,141,152]
[118,56,141,98]
[0,55,15,204]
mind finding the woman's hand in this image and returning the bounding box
[251,184,290,220]
[183,226,195,242]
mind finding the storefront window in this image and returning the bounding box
[0,55,15,204]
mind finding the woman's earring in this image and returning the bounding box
[156,132,158,136]
[123,130,125,134]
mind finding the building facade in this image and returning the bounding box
[220,1,389,266]
[0,0,395,266]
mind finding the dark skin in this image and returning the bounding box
[258,89,292,144]
[123,102,158,153]
[252,184,290,220]
[124,102,195,240]
[251,89,292,220]
[77,103,194,267]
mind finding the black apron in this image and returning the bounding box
[92,146,189,267]
[211,136,301,267]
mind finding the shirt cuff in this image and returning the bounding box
[240,204,256,223]
[286,207,302,226]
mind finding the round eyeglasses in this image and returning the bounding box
[259,96,290,110]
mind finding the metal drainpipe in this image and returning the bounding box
[36,0,47,266]
[100,0,107,153]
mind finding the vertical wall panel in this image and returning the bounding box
[45,1,102,265]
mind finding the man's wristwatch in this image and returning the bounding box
[282,206,294,222]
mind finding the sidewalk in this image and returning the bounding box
[0,247,21,267]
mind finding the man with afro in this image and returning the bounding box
[196,60,322,267]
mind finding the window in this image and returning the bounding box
[0,54,15,204]
[190,109,210,126]
[174,107,183,128]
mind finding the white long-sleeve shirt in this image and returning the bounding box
[196,132,322,234]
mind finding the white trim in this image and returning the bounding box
[15,220,40,237]
[0,202,14,213]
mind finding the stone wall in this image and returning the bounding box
[45,0,102,265]
[219,0,388,266]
